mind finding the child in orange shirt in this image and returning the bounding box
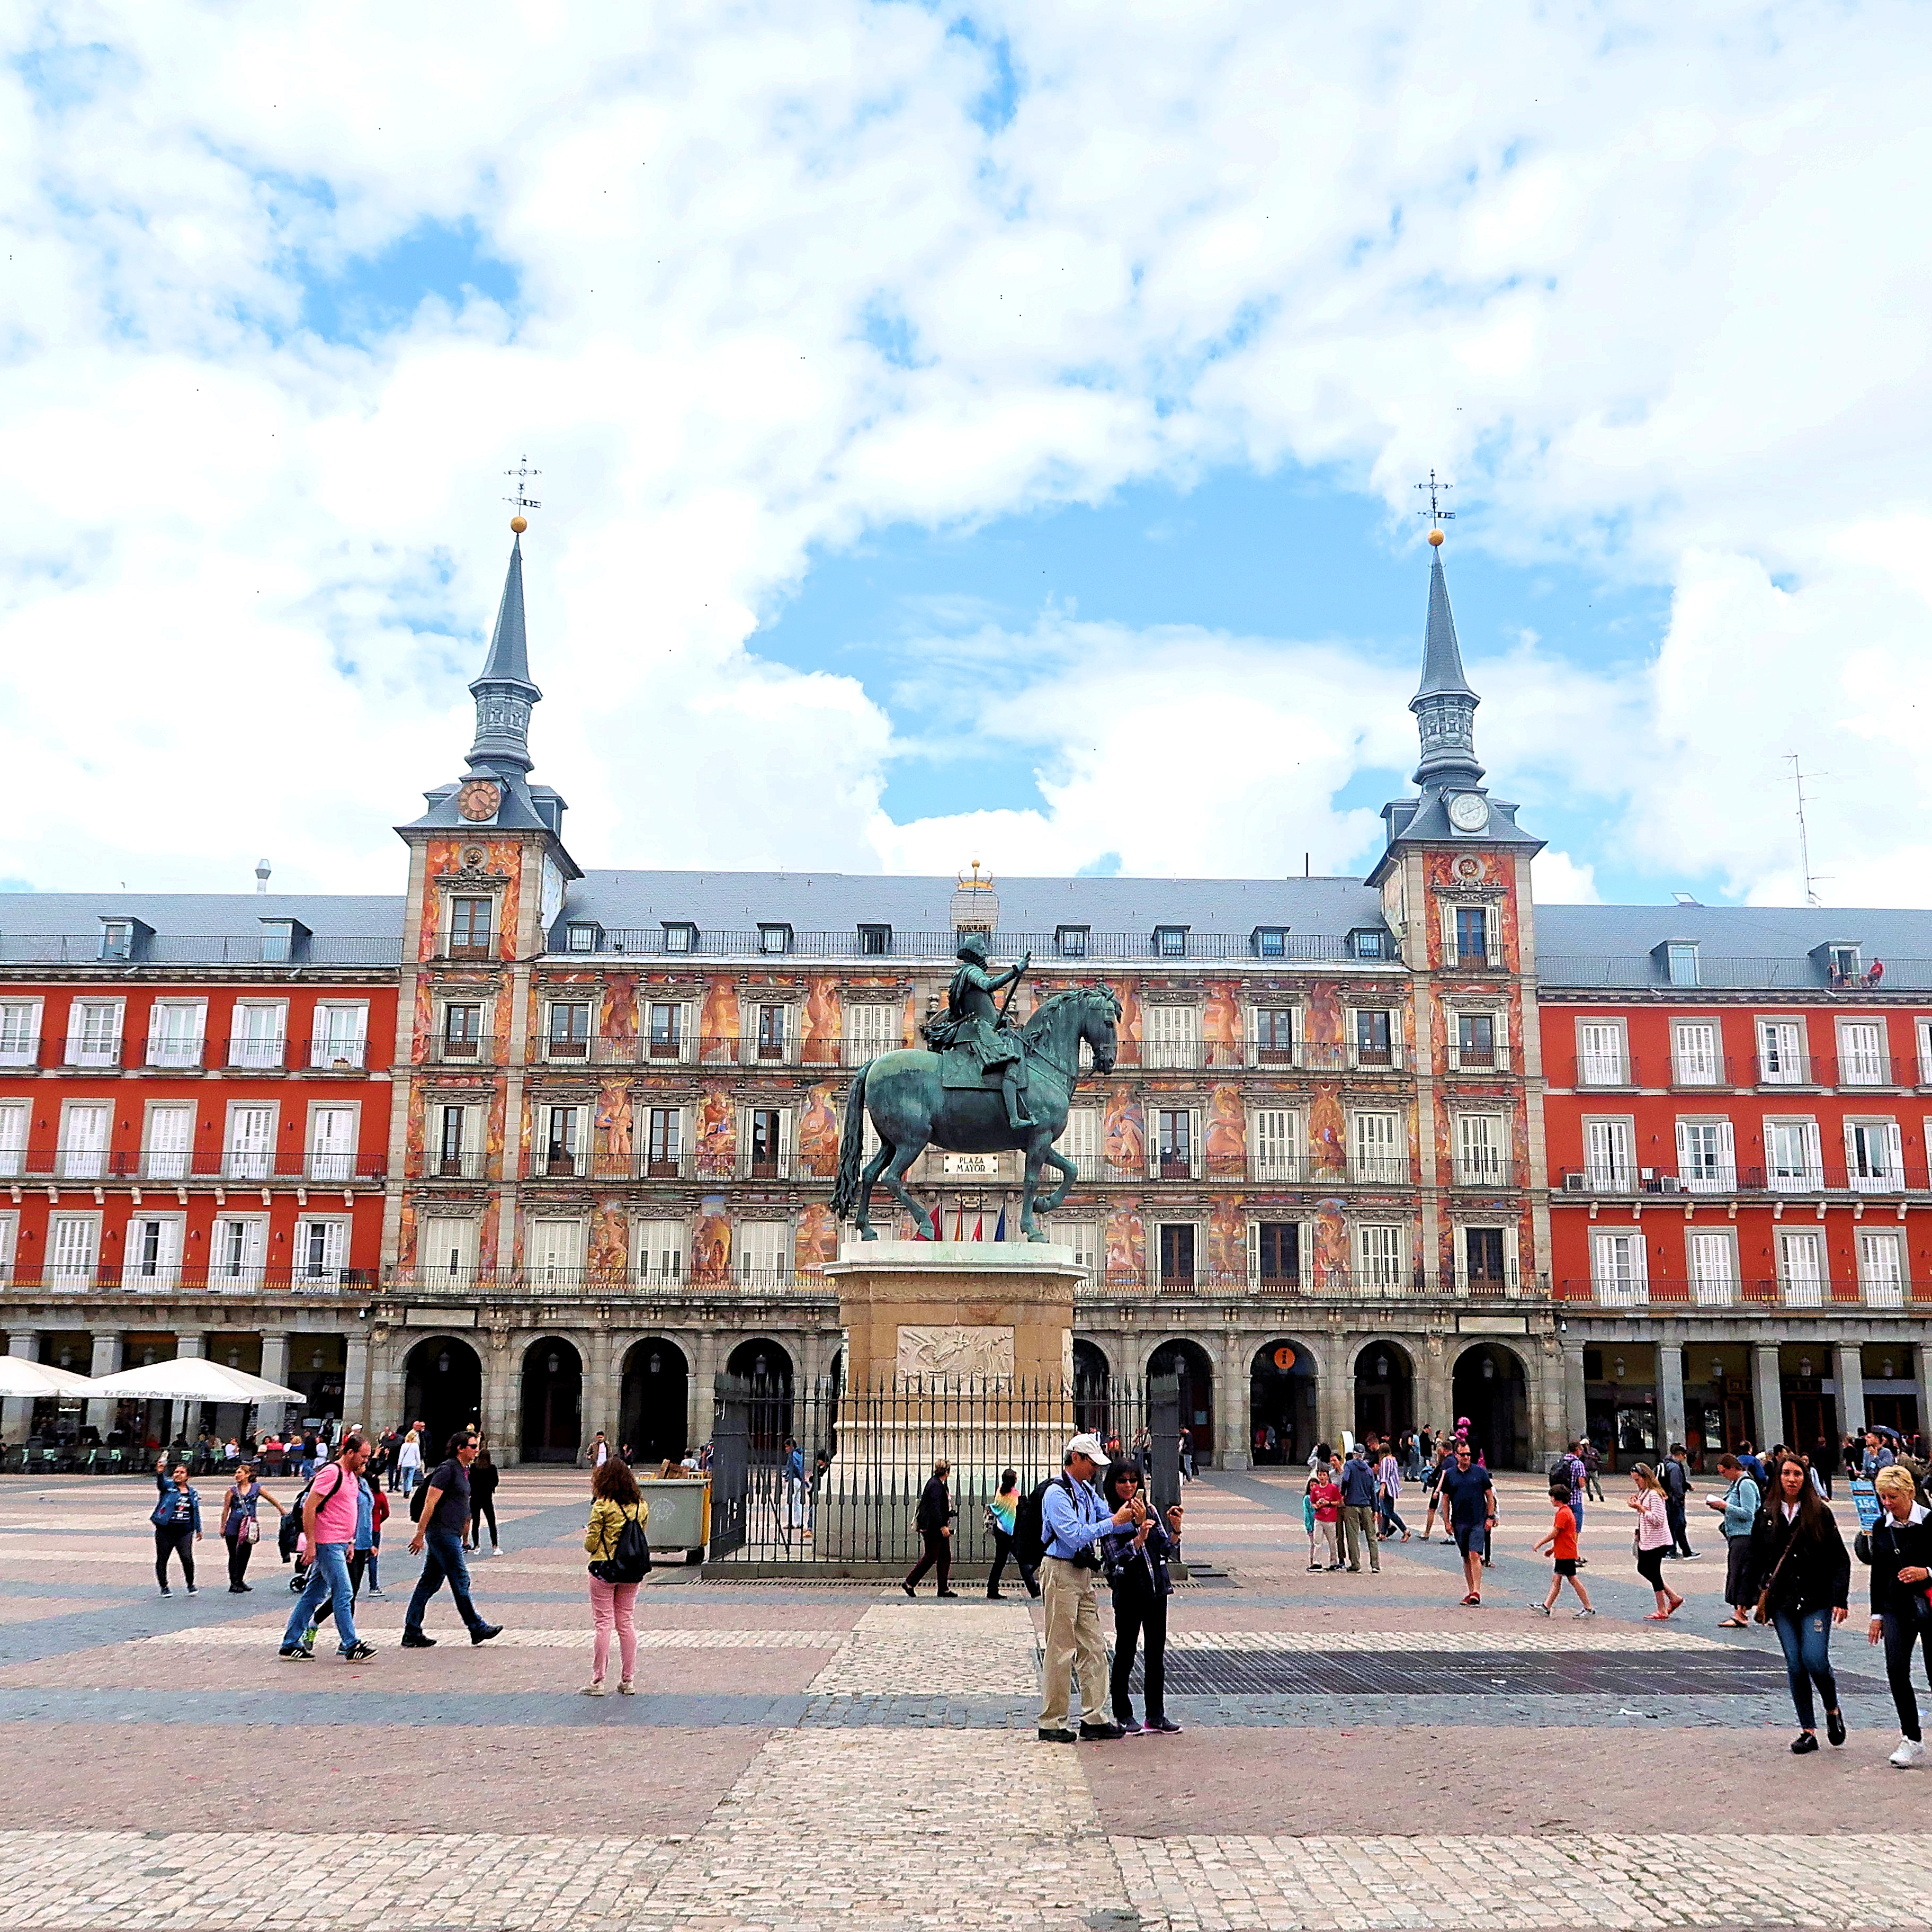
[1532,1482,1594,1616]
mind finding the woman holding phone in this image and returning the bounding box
[1098,1462,1184,1736]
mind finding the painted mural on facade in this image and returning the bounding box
[1104,1200,1144,1284]
[1203,981,1239,1060]
[1102,1083,1144,1174]
[700,976,739,1048]
[1312,1198,1349,1290]
[1207,1195,1246,1281]
[695,1083,736,1177]
[601,973,638,1046]
[795,1201,838,1273]
[692,1196,730,1281]
[1423,847,1517,973]
[795,1083,840,1178]
[418,837,522,963]
[1308,1084,1346,1177]
[802,978,840,1063]
[596,1083,633,1167]
[1205,1084,1245,1177]
[588,1201,628,1280]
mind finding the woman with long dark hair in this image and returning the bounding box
[1626,1464,1682,1620]
[1098,1460,1183,1735]
[1750,1453,1851,1754]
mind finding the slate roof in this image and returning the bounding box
[1536,903,1932,990]
[1414,550,1477,702]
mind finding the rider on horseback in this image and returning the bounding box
[927,932,1035,1130]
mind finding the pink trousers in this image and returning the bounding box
[588,1577,640,1684]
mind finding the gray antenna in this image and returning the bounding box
[1785,753,1828,907]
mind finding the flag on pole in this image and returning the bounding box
[953,1205,965,1241]
[972,1211,985,1241]
[994,1205,1007,1242]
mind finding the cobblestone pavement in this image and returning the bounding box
[4,1466,1930,1927]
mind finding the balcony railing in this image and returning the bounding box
[0,1147,384,1186]
[0,1264,376,1296]
[1669,1056,1733,1089]
[1558,1275,1927,1309]
[412,1152,489,1180]
[1753,1053,1818,1087]
[1450,1154,1516,1188]
[226,1034,287,1070]
[145,1036,207,1070]
[62,1038,123,1070]
[1574,1053,1635,1088]
[0,934,400,965]
[1346,1157,1414,1186]
[309,1034,370,1070]
[1542,955,1932,991]
[572,928,1366,965]
[1558,1164,1920,1198]
[1831,1052,1900,1088]
[424,1031,507,1066]
[1448,1046,1511,1073]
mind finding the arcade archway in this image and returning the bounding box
[726,1337,794,1456]
[1453,1342,1530,1469]
[1248,1338,1317,1465]
[1073,1340,1113,1437]
[620,1337,690,1465]
[1353,1339,1416,1448]
[1147,1338,1214,1468]
[402,1336,482,1461]
[520,1337,583,1463]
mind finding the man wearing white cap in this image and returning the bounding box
[1038,1432,1136,1743]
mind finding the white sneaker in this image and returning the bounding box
[1890,1737,1926,1768]
[1572,1607,1597,1618]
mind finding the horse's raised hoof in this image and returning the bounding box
[860,1228,880,1242]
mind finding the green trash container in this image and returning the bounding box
[638,1477,710,1562]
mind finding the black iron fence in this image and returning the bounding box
[704,1372,1180,1573]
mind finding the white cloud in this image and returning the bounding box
[3,3,1931,898]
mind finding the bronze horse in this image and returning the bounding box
[830,985,1121,1240]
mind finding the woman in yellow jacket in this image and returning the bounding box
[583,1457,649,1695]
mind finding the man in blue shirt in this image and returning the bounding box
[1338,1445,1381,1574]
[1439,1442,1496,1606]
[1038,1432,1135,1743]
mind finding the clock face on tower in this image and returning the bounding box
[456,779,502,823]
[1447,792,1490,834]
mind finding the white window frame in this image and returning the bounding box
[1347,1006,1400,1070]
[646,1000,695,1066]
[1245,1003,1303,1069]
[145,999,207,1070]
[736,1218,791,1287]
[433,1102,484,1179]
[57,1099,111,1182]
[142,1101,195,1182]
[65,997,124,1069]
[528,1217,586,1284]
[1143,1005,1202,1071]
[208,1214,267,1287]
[1440,899,1496,967]
[1674,1116,1735,1193]
[417,1215,479,1287]
[1349,1110,1404,1184]
[0,1098,25,1180]
[1857,1229,1906,1308]
[1591,1228,1649,1305]
[1575,1019,1629,1087]
[47,1211,101,1289]
[1248,1106,1303,1184]
[1777,1229,1827,1308]
[1764,1117,1823,1191]
[1685,1229,1739,1308]
[306,1103,359,1184]
[543,997,594,1062]
[643,1105,686,1179]
[223,1101,279,1183]
[0,1210,15,1285]
[1447,1006,1509,1073]
[1452,1111,1508,1186]
[540,1104,588,1178]
[1353,1221,1406,1293]
[1149,1218,1203,1289]
[0,998,41,1069]
[1836,1017,1891,1088]
[637,1218,687,1285]
[1755,1016,1809,1087]
[121,1212,185,1290]
[1844,1117,1903,1192]
[228,998,289,1070]
[1150,1105,1202,1181]
[1582,1116,1634,1191]
[294,1215,350,1286]
[750,999,798,1067]
[1247,1215,1308,1290]
[1454,1223,1516,1296]
[842,1003,900,1068]
[311,1000,369,1069]
[739,1104,793,1181]
[1670,1019,1723,1087]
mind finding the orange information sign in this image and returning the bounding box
[1272,1345,1296,1372]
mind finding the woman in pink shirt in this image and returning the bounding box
[1628,1463,1683,1620]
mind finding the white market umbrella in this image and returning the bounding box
[84,1358,303,1405]
[0,1357,97,1399]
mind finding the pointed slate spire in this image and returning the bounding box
[466,530,542,774]
[1408,538,1483,789]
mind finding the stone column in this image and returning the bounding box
[1752,1340,1783,1453]
[1215,1332,1251,1471]
[342,1331,370,1432]
[482,1329,517,1457]
[258,1332,293,1436]
[689,1324,721,1453]
[583,1325,614,1463]
[1560,1344,1587,1450]
[1914,1340,1932,1428]
[1316,1333,1354,1449]
[3,1331,40,1443]
[176,1332,205,1358]
[1834,1341,1866,1441]
[86,1331,124,1437]
[1657,1337,1687,1451]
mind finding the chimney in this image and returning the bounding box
[255,858,272,896]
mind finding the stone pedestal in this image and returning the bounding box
[814,1241,1084,1571]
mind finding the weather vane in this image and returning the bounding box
[504,455,543,531]
[1415,468,1455,529]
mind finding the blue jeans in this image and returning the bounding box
[406,1526,485,1635]
[1771,1606,1839,1730]
[284,1541,358,1652]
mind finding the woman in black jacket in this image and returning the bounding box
[1099,1461,1183,1734]
[467,1444,501,1554]
[1864,1463,1932,1768]
[1749,1453,1851,1754]
[902,1457,956,1598]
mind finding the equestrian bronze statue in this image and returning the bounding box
[830,941,1120,1241]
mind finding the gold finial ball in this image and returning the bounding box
[510,515,527,534]
[1428,527,1444,547]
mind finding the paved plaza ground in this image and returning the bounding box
[2,1464,1929,1929]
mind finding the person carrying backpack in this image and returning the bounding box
[582,1456,651,1695]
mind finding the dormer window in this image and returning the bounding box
[96,917,150,962]
[1351,928,1387,960]
[1663,941,1701,988]
[565,922,601,954]
[661,922,696,954]
[1153,925,1188,959]
[857,924,891,957]
[758,923,793,956]
[1055,925,1089,959]
[1251,926,1287,959]
[259,918,310,963]
[1827,943,1862,985]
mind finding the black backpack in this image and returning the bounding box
[1012,1476,1062,1571]
[408,1478,430,1524]
[279,1482,310,1561]
[589,1504,652,1585]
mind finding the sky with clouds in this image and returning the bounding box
[4,2,1929,910]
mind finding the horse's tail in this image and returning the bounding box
[830,1062,870,1222]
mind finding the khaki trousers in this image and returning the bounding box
[1039,1555,1108,1728]
[1341,1503,1380,1572]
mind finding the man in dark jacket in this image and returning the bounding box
[902,1457,957,1598]
[1339,1444,1381,1575]
[1661,1444,1698,1558]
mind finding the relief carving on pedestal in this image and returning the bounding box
[896,1324,1016,1385]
